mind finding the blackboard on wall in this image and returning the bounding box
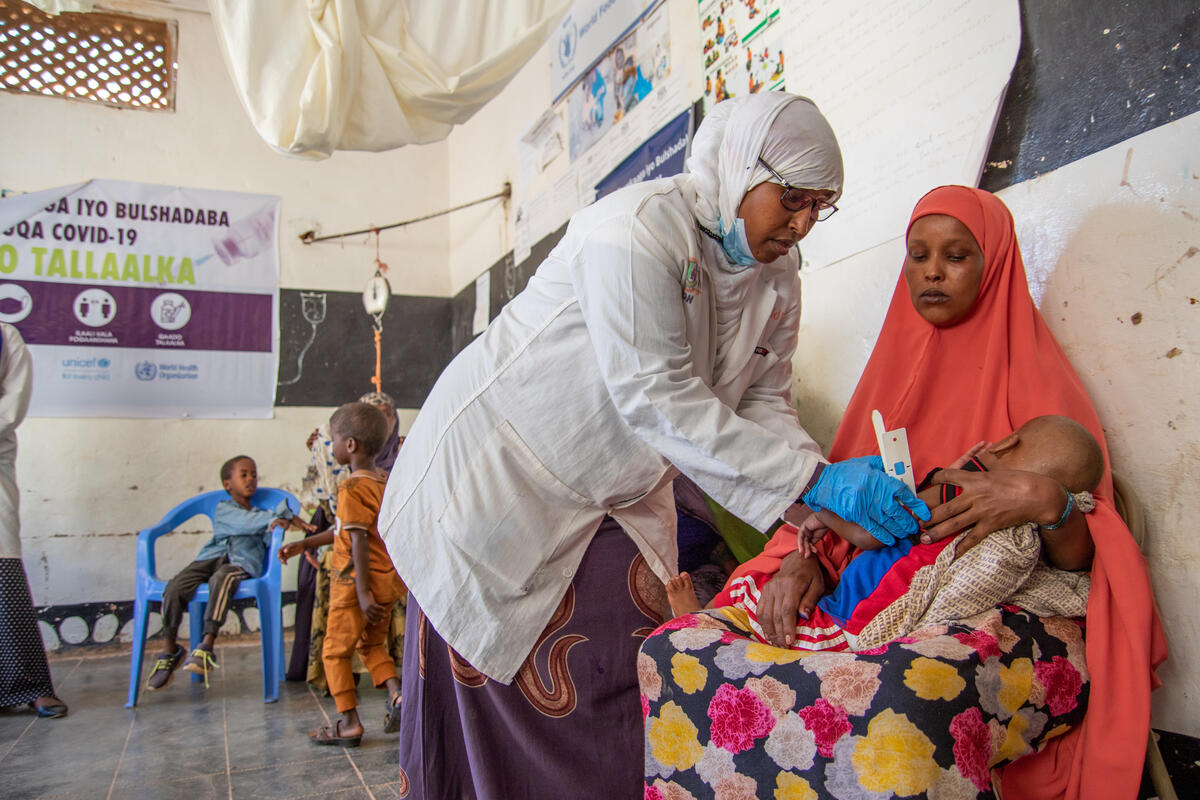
[276,288,451,408]
[982,0,1198,191]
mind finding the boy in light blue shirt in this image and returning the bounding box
[146,455,312,689]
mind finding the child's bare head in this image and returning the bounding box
[992,415,1104,493]
[329,402,387,463]
[220,455,257,503]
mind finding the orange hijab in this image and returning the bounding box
[744,185,1166,798]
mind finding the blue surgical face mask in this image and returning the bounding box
[717,214,757,267]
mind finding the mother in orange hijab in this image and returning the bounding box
[640,185,1166,799]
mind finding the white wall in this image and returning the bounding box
[1,2,446,604]
[4,0,1196,737]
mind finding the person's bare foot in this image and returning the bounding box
[666,572,702,616]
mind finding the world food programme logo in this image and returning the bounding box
[557,17,577,69]
[135,361,157,381]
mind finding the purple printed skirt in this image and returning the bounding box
[398,517,667,799]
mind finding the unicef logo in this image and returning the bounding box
[558,18,577,68]
[135,361,157,381]
[98,358,110,368]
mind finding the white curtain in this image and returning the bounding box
[208,0,571,158]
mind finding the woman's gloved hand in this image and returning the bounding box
[801,456,930,545]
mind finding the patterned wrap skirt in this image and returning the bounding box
[0,558,55,706]
[640,605,1089,799]
[397,517,668,800]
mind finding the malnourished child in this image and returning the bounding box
[668,414,1103,651]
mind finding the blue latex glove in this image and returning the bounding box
[802,456,931,545]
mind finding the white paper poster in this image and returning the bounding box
[699,0,786,109]
[780,0,1020,270]
[551,0,659,102]
[0,179,280,418]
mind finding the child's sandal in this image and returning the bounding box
[383,694,402,734]
[309,719,362,747]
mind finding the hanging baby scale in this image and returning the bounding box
[363,230,391,393]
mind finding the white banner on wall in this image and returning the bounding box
[550,0,660,103]
[780,0,1020,270]
[0,179,280,418]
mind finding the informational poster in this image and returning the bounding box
[551,0,660,103]
[565,0,671,161]
[0,179,280,418]
[594,108,691,200]
[779,0,1020,270]
[699,0,785,109]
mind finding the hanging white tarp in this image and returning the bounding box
[209,0,572,158]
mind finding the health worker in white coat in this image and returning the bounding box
[380,92,928,799]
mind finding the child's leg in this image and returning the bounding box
[160,557,222,650]
[322,595,367,719]
[666,572,703,616]
[198,561,248,649]
[355,597,403,732]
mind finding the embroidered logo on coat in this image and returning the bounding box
[682,259,702,304]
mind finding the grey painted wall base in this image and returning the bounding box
[35,593,299,652]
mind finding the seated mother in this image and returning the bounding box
[639,186,1166,799]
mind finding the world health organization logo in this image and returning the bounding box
[558,18,577,69]
[135,361,157,381]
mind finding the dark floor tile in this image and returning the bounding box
[115,741,229,785]
[2,705,128,798]
[227,719,344,772]
[347,741,400,787]
[3,753,117,799]
[229,753,367,799]
[109,771,229,800]
[0,711,36,755]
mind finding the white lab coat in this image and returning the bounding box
[379,176,824,682]
[0,324,32,559]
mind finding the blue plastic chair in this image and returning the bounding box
[125,487,299,707]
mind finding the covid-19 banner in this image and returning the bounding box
[0,179,279,418]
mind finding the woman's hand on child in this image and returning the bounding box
[947,440,988,470]
[757,551,825,648]
[921,468,1065,556]
[304,550,321,569]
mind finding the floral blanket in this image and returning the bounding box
[640,606,1088,799]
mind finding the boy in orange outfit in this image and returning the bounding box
[294,401,405,746]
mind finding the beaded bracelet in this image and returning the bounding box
[1041,487,1075,530]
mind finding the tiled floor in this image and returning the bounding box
[5,642,1195,799]
[1,641,402,800]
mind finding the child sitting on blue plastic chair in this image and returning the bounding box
[146,455,313,689]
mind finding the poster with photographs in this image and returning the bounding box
[565,1,671,161]
[699,0,786,110]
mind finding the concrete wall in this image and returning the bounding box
[1,1,445,610]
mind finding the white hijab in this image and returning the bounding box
[684,92,843,376]
[686,92,843,245]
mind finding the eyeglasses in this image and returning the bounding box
[757,157,838,221]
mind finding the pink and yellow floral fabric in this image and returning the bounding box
[640,606,1087,799]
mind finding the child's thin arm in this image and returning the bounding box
[350,528,386,624]
[278,529,334,564]
[812,482,943,550]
